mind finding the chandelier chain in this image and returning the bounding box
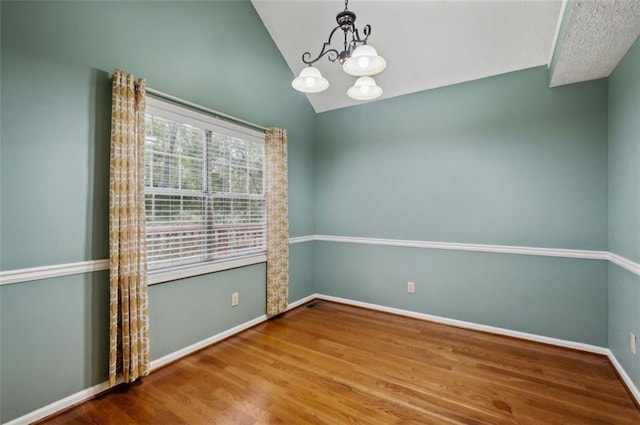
[300,0,370,66]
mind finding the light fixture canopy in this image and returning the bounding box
[347,76,383,100]
[292,0,386,100]
[291,66,330,93]
[342,45,386,76]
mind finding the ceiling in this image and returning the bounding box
[252,1,640,113]
[550,0,640,87]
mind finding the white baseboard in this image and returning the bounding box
[285,293,319,310]
[1,294,317,425]
[316,294,609,355]
[2,378,121,425]
[607,350,640,406]
[316,294,640,405]
[5,293,638,424]
[150,293,316,370]
[149,315,268,370]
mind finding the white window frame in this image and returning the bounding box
[145,97,266,285]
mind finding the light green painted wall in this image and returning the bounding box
[314,66,609,345]
[317,243,608,346]
[608,39,640,264]
[289,241,316,302]
[0,0,315,270]
[316,67,608,249]
[609,265,640,389]
[0,1,315,422]
[149,264,267,359]
[1,0,634,421]
[1,272,110,422]
[608,38,640,391]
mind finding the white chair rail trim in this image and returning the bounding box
[0,259,111,286]
[1,235,639,286]
[314,235,610,260]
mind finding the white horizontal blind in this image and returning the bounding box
[144,98,266,272]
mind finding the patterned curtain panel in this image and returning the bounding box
[265,128,290,315]
[108,69,150,386]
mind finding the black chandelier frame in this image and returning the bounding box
[301,0,372,66]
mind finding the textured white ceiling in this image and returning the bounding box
[252,0,563,112]
[550,0,640,87]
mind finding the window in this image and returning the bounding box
[144,97,266,278]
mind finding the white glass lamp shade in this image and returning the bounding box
[347,76,383,100]
[342,45,387,76]
[291,67,329,93]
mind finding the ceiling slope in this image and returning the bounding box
[550,0,640,87]
[253,0,563,113]
[254,1,640,112]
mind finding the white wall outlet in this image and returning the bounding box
[407,281,416,294]
[231,292,239,307]
[631,332,637,355]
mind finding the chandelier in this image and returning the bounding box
[291,0,386,101]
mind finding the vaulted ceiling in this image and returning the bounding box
[253,0,640,113]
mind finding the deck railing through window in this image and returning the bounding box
[146,223,266,270]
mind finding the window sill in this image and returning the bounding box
[148,254,267,286]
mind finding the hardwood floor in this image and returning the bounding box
[41,301,640,424]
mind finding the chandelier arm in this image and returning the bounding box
[301,25,345,65]
[346,25,371,53]
[302,48,340,65]
[351,24,371,44]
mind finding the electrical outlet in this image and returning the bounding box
[407,281,415,294]
[231,292,239,307]
[631,333,637,355]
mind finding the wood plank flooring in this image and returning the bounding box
[40,301,640,424]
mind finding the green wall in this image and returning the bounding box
[317,243,607,345]
[608,38,640,391]
[315,66,609,346]
[608,39,640,264]
[1,0,638,422]
[0,1,315,422]
[0,0,315,269]
[1,273,109,421]
[315,67,608,248]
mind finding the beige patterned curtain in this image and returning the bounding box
[108,69,150,386]
[265,128,290,315]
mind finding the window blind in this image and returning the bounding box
[144,98,266,272]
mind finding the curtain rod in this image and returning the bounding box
[108,73,267,132]
[147,88,268,132]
